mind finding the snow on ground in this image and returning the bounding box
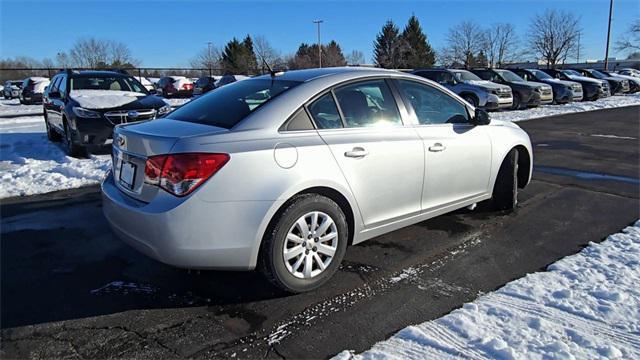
[0,98,43,117]
[0,115,110,199]
[492,93,640,122]
[335,221,640,360]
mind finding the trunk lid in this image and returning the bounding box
[112,118,228,202]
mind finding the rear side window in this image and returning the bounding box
[333,80,402,128]
[308,93,343,129]
[282,108,315,131]
[169,79,300,129]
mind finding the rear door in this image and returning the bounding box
[394,79,492,211]
[308,79,424,227]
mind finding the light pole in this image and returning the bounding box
[313,19,323,68]
[206,41,213,77]
[604,0,614,70]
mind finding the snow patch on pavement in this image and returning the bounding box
[336,221,640,360]
[0,115,110,199]
[491,94,640,122]
[0,98,43,117]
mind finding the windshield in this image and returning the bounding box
[562,70,582,77]
[452,70,482,81]
[495,70,524,82]
[168,79,301,129]
[530,70,552,80]
[587,70,608,79]
[71,75,148,93]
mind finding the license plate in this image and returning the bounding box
[119,161,136,189]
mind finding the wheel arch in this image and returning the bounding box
[513,145,531,189]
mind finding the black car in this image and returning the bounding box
[193,76,217,96]
[43,70,171,157]
[539,69,610,101]
[512,69,582,104]
[571,68,630,94]
[600,70,640,93]
[3,80,23,99]
[19,77,50,104]
[471,68,546,109]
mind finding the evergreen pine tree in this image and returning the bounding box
[399,15,436,68]
[373,20,405,68]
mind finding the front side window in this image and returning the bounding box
[396,80,469,125]
[58,75,67,97]
[308,92,343,129]
[333,80,402,128]
[169,79,300,129]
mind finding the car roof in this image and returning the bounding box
[252,67,400,83]
[68,70,128,77]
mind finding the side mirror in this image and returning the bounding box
[472,108,490,125]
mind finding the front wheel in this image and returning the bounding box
[462,94,478,107]
[489,149,519,211]
[511,93,522,110]
[45,114,62,142]
[259,194,348,293]
[62,120,86,158]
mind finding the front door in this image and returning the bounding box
[307,80,424,227]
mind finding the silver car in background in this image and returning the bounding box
[102,67,532,292]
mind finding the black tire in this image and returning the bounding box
[259,194,348,293]
[511,93,522,110]
[462,94,478,107]
[62,119,86,158]
[44,114,62,142]
[490,149,519,211]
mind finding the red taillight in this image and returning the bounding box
[144,153,229,196]
[182,83,193,90]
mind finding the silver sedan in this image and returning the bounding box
[102,67,532,292]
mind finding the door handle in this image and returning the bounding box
[428,143,446,152]
[344,147,369,158]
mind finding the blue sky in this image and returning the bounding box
[1,0,638,67]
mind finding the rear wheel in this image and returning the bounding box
[489,149,519,211]
[62,119,86,158]
[259,194,348,293]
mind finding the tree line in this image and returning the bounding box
[2,9,639,79]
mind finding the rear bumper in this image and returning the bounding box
[102,172,281,270]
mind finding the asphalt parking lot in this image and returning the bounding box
[1,106,639,359]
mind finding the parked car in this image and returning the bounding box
[512,69,583,103]
[102,67,533,293]
[539,69,610,101]
[137,77,155,92]
[617,68,640,78]
[193,76,219,96]
[471,69,552,109]
[156,76,194,98]
[571,68,630,94]
[19,77,50,104]
[3,80,23,99]
[599,70,640,93]
[43,70,171,157]
[412,69,512,110]
[215,74,250,88]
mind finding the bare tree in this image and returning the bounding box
[253,35,283,69]
[485,23,519,68]
[346,50,365,65]
[442,21,486,68]
[56,52,71,68]
[529,9,581,68]
[615,19,640,55]
[189,44,221,70]
[69,37,109,68]
[109,40,138,66]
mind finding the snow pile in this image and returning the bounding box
[0,115,110,199]
[336,221,640,359]
[492,93,640,122]
[69,90,146,109]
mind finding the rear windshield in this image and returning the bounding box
[169,79,301,129]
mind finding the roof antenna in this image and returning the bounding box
[258,53,283,78]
